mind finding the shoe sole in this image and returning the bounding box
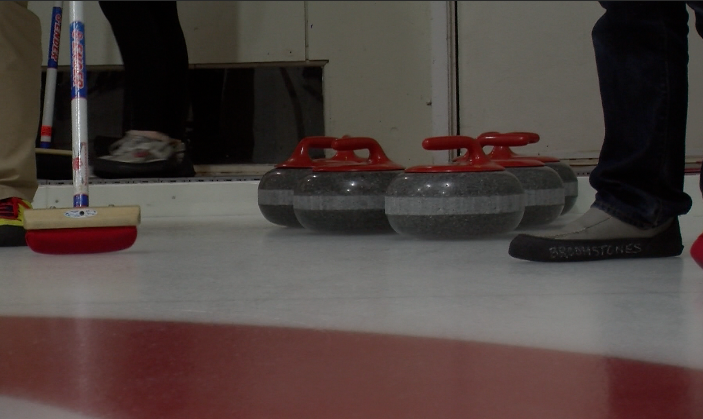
[509,218,683,262]
[0,225,27,247]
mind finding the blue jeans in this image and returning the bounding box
[590,1,703,228]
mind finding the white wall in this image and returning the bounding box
[178,1,306,64]
[457,1,703,160]
[307,1,434,167]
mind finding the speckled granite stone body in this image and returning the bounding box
[258,168,313,227]
[293,171,404,232]
[385,171,526,238]
[544,162,578,214]
[504,166,564,227]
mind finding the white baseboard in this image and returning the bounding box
[32,175,703,219]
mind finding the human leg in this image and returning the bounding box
[0,1,42,246]
[685,2,703,196]
[95,1,193,178]
[684,1,703,266]
[510,1,691,262]
[98,1,188,139]
[591,1,691,228]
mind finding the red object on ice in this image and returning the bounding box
[690,233,703,268]
[25,226,138,255]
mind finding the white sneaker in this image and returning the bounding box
[93,131,194,178]
[508,207,682,262]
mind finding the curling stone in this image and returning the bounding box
[258,136,365,227]
[385,136,525,238]
[293,137,404,233]
[478,133,564,227]
[480,131,578,214]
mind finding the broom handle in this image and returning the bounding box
[39,1,63,149]
[69,1,89,207]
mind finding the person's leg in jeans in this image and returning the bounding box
[684,1,703,264]
[510,1,691,262]
[591,1,691,228]
[686,2,703,196]
[0,1,42,246]
[94,1,193,178]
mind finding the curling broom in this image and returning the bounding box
[24,1,140,254]
[35,1,73,180]
[38,1,63,151]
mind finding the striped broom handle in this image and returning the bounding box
[39,1,63,149]
[69,1,89,207]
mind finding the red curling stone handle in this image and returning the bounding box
[422,135,496,167]
[331,136,392,165]
[281,136,337,166]
[297,136,336,153]
[478,132,540,146]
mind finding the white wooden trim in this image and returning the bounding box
[430,1,457,164]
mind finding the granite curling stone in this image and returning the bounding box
[520,132,578,214]
[385,135,525,238]
[258,136,365,227]
[478,132,565,227]
[293,137,404,233]
[480,131,578,214]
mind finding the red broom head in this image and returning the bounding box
[691,233,703,269]
[26,226,138,255]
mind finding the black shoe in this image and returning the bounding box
[509,208,683,262]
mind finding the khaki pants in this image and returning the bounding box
[0,1,41,202]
